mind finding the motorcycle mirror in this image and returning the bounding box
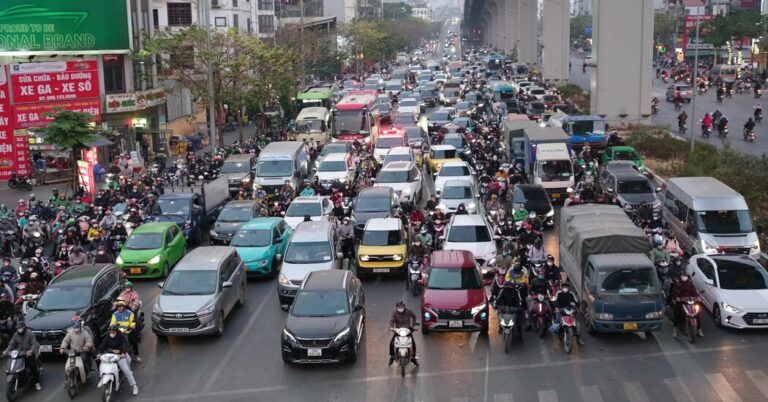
[157,282,164,288]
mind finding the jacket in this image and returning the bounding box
[60,328,94,352]
[97,332,129,355]
[389,308,417,329]
[110,309,136,332]
[4,329,39,354]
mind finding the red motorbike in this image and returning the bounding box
[673,296,701,344]
[558,304,578,354]
[530,293,551,338]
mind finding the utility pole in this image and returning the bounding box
[203,0,218,149]
[300,0,305,89]
[689,6,702,154]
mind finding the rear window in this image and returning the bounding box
[439,166,470,176]
[361,229,403,246]
[447,224,491,242]
[426,267,482,290]
[432,149,457,159]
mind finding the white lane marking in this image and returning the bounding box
[623,381,650,402]
[450,398,469,402]
[539,341,551,364]
[745,370,768,400]
[538,390,558,402]
[579,385,603,402]
[201,288,274,393]
[493,393,514,402]
[664,377,696,402]
[705,373,742,402]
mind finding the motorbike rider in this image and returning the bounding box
[0,278,13,301]
[388,300,418,367]
[425,194,439,211]
[0,293,15,340]
[545,255,563,284]
[717,114,729,134]
[22,215,43,240]
[495,219,516,252]
[115,282,142,313]
[97,324,138,395]
[417,226,433,249]
[68,246,88,266]
[409,239,429,260]
[299,183,315,196]
[99,209,118,230]
[337,217,355,260]
[495,281,524,333]
[59,317,94,373]
[744,117,756,137]
[551,283,585,345]
[669,274,703,338]
[331,201,346,220]
[4,322,41,390]
[701,113,713,134]
[526,269,551,331]
[754,103,763,120]
[14,199,28,218]
[93,246,115,263]
[0,259,17,288]
[527,238,547,263]
[485,194,501,212]
[0,205,11,220]
[650,239,671,265]
[678,111,688,131]
[110,299,140,362]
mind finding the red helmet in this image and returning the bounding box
[522,222,532,231]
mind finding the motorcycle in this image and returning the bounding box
[558,304,578,354]
[1,231,17,258]
[756,110,763,123]
[755,88,763,99]
[63,349,89,399]
[701,126,711,138]
[672,297,701,344]
[651,104,659,115]
[497,305,522,353]
[678,123,687,135]
[656,260,672,295]
[390,327,417,377]
[3,349,39,401]
[405,256,424,296]
[98,353,128,402]
[716,93,724,103]
[8,173,32,191]
[16,285,40,317]
[744,128,756,142]
[718,123,729,138]
[547,279,561,301]
[530,293,551,338]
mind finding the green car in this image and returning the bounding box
[601,146,648,174]
[116,222,186,278]
[231,217,292,277]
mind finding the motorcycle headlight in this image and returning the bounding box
[282,328,297,343]
[148,255,161,265]
[722,302,742,314]
[470,303,487,316]
[116,256,124,265]
[278,273,290,285]
[332,327,351,343]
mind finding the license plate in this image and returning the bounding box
[130,268,142,275]
[39,345,52,353]
[373,268,390,273]
[753,319,768,324]
[449,320,463,328]
[169,328,189,333]
[307,348,322,357]
[551,194,560,199]
[623,323,638,331]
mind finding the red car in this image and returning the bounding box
[421,250,489,334]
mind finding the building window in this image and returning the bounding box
[152,9,159,29]
[258,0,273,11]
[247,18,252,33]
[233,0,238,6]
[215,17,227,27]
[258,15,274,33]
[167,3,192,26]
[233,14,239,29]
[103,55,125,94]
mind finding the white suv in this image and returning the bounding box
[373,161,423,205]
[441,214,496,265]
[434,160,476,199]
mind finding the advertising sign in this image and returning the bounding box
[77,160,95,196]
[0,66,17,179]
[0,0,130,55]
[105,88,166,114]
[9,60,99,104]
[13,99,101,129]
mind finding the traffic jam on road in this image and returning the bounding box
[1,26,768,402]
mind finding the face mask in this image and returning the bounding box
[397,308,404,313]
[17,329,23,334]
[562,288,569,293]
[98,251,105,255]
[547,262,553,266]
[109,332,117,338]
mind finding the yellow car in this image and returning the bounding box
[357,217,408,277]
[427,144,461,175]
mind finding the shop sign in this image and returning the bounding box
[0,0,130,55]
[136,88,166,109]
[9,60,99,104]
[13,98,101,129]
[77,160,95,196]
[0,66,29,179]
[106,88,166,114]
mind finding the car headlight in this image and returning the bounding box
[359,255,370,261]
[594,313,614,320]
[332,327,351,343]
[116,256,124,265]
[645,310,664,319]
[470,303,487,316]
[753,238,761,250]
[282,328,297,343]
[722,302,742,314]
[393,254,403,261]
[151,305,162,318]
[210,230,218,237]
[545,209,555,218]
[197,305,215,317]
[701,240,717,253]
[259,260,268,266]
[148,255,161,265]
[279,273,290,285]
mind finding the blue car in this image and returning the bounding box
[231,218,292,277]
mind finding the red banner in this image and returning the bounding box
[0,66,29,179]
[9,60,99,104]
[12,99,101,129]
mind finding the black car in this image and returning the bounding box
[428,109,455,132]
[502,99,523,114]
[25,264,124,353]
[351,187,397,237]
[526,101,546,120]
[281,270,365,363]
[511,184,555,227]
[210,200,263,245]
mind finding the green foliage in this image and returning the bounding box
[40,110,96,150]
[694,12,766,63]
[344,19,431,67]
[557,84,584,99]
[383,2,412,20]
[654,12,679,47]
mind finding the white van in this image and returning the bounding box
[253,142,309,194]
[294,107,330,143]
[662,177,761,258]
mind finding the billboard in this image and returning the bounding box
[0,0,131,55]
[0,66,29,179]
[9,60,99,104]
[12,98,101,129]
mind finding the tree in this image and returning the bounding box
[343,18,432,71]
[695,12,765,65]
[39,110,97,192]
[383,2,412,20]
[654,12,679,49]
[569,15,591,44]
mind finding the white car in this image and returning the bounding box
[314,153,354,187]
[441,214,496,264]
[434,73,448,86]
[434,160,476,199]
[315,142,352,169]
[373,135,407,164]
[398,97,421,119]
[373,161,423,205]
[686,254,768,329]
[438,179,478,215]
[526,86,547,101]
[283,196,332,229]
[383,146,417,167]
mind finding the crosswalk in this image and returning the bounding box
[444,369,768,402]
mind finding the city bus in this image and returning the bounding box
[296,85,336,110]
[486,54,504,75]
[331,90,379,143]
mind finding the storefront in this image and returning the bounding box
[102,88,169,160]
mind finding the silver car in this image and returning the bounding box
[438,179,479,215]
[151,246,246,337]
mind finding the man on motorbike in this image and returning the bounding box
[299,183,315,196]
[495,281,524,333]
[0,207,12,221]
[485,194,502,213]
[717,115,729,135]
[0,259,17,287]
[425,194,439,211]
[110,300,140,362]
[337,218,356,260]
[754,104,763,120]
[701,113,713,134]
[116,282,141,313]
[59,317,94,373]
[650,239,671,265]
[22,215,43,241]
[669,274,703,338]
[551,284,585,344]
[0,278,13,301]
[417,227,433,249]
[93,246,115,264]
[409,239,429,261]
[678,111,688,131]
[14,199,28,219]
[68,246,88,266]
[744,117,756,137]
[527,238,547,263]
[97,324,138,395]
[99,209,118,231]
[0,293,15,340]
[495,219,516,252]
[388,300,418,367]
[544,255,562,283]
[3,322,41,390]
[526,270,551,331]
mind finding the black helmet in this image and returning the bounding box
[109,324,120,332]
[15,321,26,330]
[395,300,405,308]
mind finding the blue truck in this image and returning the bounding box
[548,112,607,151]
[147,176,230,244]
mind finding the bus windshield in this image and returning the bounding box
[334,110,367,135]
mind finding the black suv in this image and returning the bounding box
[25,265,124,353]
[351,187,397,237]
[281,270,365,364]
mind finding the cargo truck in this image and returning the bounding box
[523,127,574,201]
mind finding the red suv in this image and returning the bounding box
[421,250,489,334]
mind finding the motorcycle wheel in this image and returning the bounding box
[537,318,547,339]
[562,327,573,354]
[102,381,113,402]
[686,321,696,344]
[67,369,78,399]
[503,330,512,354]
[23,183,31,191]
[5,376,18,402]
[399,356,408,377]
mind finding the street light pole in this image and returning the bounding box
[689,8,702,154]
[203,0,217,149]
[300,0,305,89]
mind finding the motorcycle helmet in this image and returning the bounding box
[546,254,555,262]
[30,272,39,280]
[566,187,574,194]
[654,239,663,248]
[16,321,26,330]
[108,324,120,332]
[680,274,690,282]
[522,222,532,231]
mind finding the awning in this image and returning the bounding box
[84,135,113,147]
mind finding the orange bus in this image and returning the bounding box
[332,90,379,143]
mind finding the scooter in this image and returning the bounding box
[755,88,763,99]
[744,128,756,142]
[673,297,701,344]
[64,349,89,399]
[405,256,424,296]
[497,305,522,353]
[391,327,417,377]
[678,123,687,135]
[701,126,711,138]
[3,349,39,401]
[98,353,128,402]
[7,173,32,191]
[530,293,551,339]
[651,104,659,114]
[558,304,578,354]
[718,123,729,138]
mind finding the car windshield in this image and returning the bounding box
[465,94,478,102]
[614,150,640,161]
[432,149,457,159]
[124,233,163,250]
[386,84,401,91]
[362,229,402,246]
[284,241,333,264]
[257,160,293,177]
[292,290,349,317]
[443,185,473,199]
[599,268,658,295]
[530,103,545,111]
[355,196,390,212]
[400,99,418,107]
[393,115,414,126]
[456,102,470,109]
[231,229,271,247]
[156,199,189,216]
[163,270,217,296]
[36,286,91,310]
[318,160,347,172]
[715,260,768,290]
[530,89,546,95]
[537,160,572,180]
[405,128,424,142]
[221,160,251,174]
[297,119,324,133]
[426,268,482,289]
[432,111,450,121]
[443,136,466,149]
[617,180,652,194]
[285,202,322,217]
[384,154,412,165]
[570,120,598,135]
[377,137,404,149]
[440,166,470,176]
[520,188,550,204]
[377,170,409,183]
[218,206,255,222]
[320,144,347,156]
[447,224,491,242]
[695,210,754,234]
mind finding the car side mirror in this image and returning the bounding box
[275,254,282,261]
[704,278,714,286]
[222,281,233,289]
[655,187,662,193]
[354,304,364,312]
[157,282,164,289]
